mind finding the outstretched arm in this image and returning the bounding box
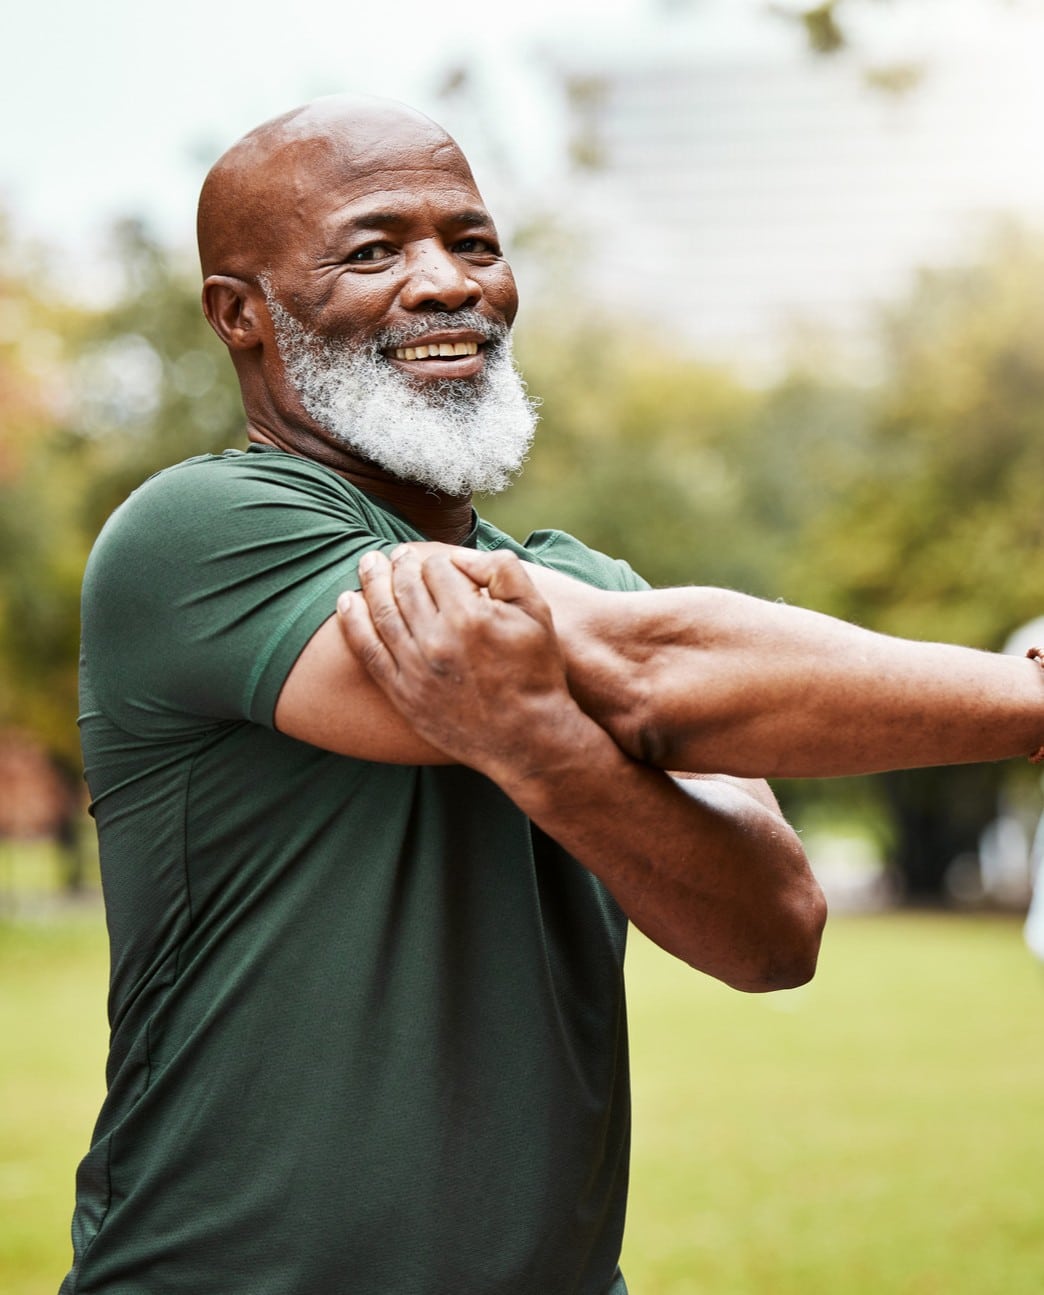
[458,553,1044,778]
[276,540,1044,777]
[338,547,826,990]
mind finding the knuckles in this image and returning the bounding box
[369,599,405,634]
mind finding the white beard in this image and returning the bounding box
[264,293,539,497]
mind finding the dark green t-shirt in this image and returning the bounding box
[64,447,648,1295]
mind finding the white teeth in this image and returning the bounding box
[392,341,479,361]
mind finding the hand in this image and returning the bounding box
[337,547,587,780]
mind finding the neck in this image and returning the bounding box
[365,478,475,545]
[247,426,475,545]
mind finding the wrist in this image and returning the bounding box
[485,705,628,817]
[1026,647,1044,764]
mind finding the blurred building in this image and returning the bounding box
[457,1,1044,374]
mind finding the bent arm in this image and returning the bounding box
[338,548,825,988]
[495,754,824,991]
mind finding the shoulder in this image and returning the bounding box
[102,448,358,528]
[86,449,373,580]
[80,449,406,734]
[80,448,388,669]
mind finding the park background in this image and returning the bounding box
[3,0,1044,1290]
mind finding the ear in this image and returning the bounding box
[201,275,264,350]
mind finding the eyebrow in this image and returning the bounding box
[335,208,493,233]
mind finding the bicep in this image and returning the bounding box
[274,612,454,764]
[274,542,627,765]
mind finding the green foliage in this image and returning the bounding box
[70,219,244,533]
[0,218,242,765]
[0,221,92,764]
[776,225,1044,648]
[790,1,846,56]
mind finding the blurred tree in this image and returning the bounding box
[775,223,1044,643]
[772,1,848,56]
[0,217,243,877]
[770,0,1016,56]
[0,215,88,770]
[498,224,1044,900]
[776,223,1044,897]
[71,218,244,536]
[490,313,772,593]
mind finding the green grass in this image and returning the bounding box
[0,837,100,917]
[3,910,1042,1293]
[623,912,1044,1294]
[0,915,108,1294]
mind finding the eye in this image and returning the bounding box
[453,237,500,258]
[346,243,396,265]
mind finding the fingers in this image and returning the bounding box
[448,551,528,600]
[336,549,419,686]
[385,547,440,622]
[358,550,417,651]
[338,546,554,687]
[336,582,398,687]
[338,548,454,684]
[442,548,554,630]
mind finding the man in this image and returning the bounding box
[64,96,1044,1294]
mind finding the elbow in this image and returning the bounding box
[604,671,664,766]
[619,676,679,770]
[785,879,829,988]
[727,881,828,994]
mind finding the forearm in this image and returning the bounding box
[528,572,1044,778]
[488,717,825,988]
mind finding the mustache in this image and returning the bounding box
[369,311,510,353]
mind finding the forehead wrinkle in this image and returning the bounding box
[306,157,484,202]
[305,124,466,185]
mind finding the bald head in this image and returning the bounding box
[197,95,470,281]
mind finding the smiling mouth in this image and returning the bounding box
[391,341,480,361]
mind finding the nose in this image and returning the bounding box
[399,240,481,313]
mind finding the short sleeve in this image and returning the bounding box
[519,529,651,593]
[80,453,410,737]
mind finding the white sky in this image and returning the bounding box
[5,0,1043,313]
[1,0,656,254]
[0,0,953,246]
